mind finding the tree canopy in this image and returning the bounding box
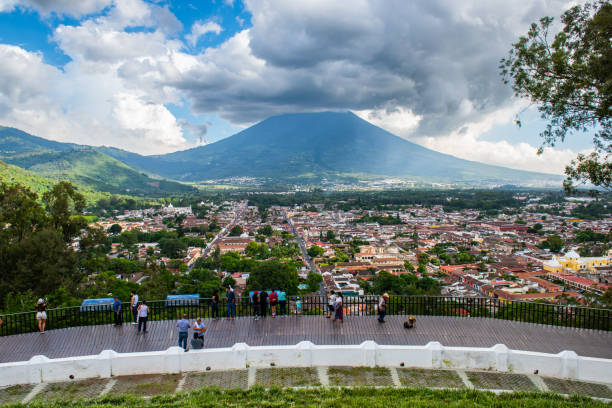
[500,1,611,191]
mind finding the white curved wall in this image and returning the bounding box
[0,342,610,387]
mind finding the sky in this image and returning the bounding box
[0,0,594,174]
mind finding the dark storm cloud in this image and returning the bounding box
[169,0,570,135]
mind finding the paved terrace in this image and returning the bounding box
[1,315,611,363]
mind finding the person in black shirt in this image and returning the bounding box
[259,290,268,318]
[211,291,219,319]
[252,291,260,320]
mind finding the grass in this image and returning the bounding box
[5,387,610,408]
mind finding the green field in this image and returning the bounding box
[5,387,610,408]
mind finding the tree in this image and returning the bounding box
[159,237,188,259]
[404,261,415,272]
[325,230,336,241]
[246,261,299,294]
[500,1,611,191]
[222,275,236,288]
[229,225,243,236]
[109,224,122,235]
[542,235,564,253]
[307,245,324,258]
[42,181,87,243]
[306,272,323,293]
[257,224,274,236]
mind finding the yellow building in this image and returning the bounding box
[543,250,611,274]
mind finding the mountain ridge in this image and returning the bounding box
[1,112,562,186]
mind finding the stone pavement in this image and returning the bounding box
[1,315,611,363]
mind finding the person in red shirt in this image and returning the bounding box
[269,290,278,317]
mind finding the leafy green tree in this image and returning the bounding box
[42,181,87,243]
[542,235,565,253]
[306,272,323,293]
[257,225,274,236]
[325,230,336,241]
[417,252,429,265]
[404,261,415,272]
[229,225,243,236]
[307,245,325,258]
[222,275,236,288]
[334,250,349,263]
[500,1,611,191]
[246,261,299,294]
[159,237,188,258]
[108,223,122,234]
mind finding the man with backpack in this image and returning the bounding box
[259,290,268,318]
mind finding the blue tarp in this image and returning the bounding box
[166,294,199,306]
[80,298,114,312]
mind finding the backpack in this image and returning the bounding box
[270,292,278,302]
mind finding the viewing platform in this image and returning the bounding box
[1,315,611,363]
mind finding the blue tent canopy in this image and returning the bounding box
[80,298,114,312]
[166,294,199,306]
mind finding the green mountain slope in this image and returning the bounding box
[0,160,113,203]
[0,127,195,196]
[114,111,561,185]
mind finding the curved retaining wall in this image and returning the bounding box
[1,341,610,387]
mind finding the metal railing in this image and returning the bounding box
[0,295,609,336]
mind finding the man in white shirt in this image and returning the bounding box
[137,300,149,333]
[327,291,337,319]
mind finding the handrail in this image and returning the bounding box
[0,295,609,336]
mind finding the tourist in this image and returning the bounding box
[190,332,204,349]
[270,290,278,317]
[226,286,236,320]
[332,293,343,323]
[259,290,268,318]
[378,293,389,323]
[193,317,206,344]
[112,296,122,326]
[296,296,302,314]
[130,290,139,325]
[136,300,149,333]
[252,291,260,320]
[278,290,287,316]
[177,314,190,350]
[289,297,297,314]
[327,290,336,319]
[36,298,47,333]
[211,291,220,319]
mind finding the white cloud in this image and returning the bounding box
[0,0,111,16]
[0,0,589,174]
[185,21,223,47]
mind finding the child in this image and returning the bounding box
[296,297,302,314]
[404,315,417,329]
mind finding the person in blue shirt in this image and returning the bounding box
[226,286,236,320]
[177,314,190,350]
[113,296,122,326]
[278,290,287,316]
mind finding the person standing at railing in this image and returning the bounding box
[36,299,47,333]
[327,291,336,319]
[130,291,139,325]
[278,290,287,316]
[137,301,149,333]
[378,293,389,323]
[259,290,268,318]
[211,291,220,319]
[113,296,122,326]
[270,290,278,318]
[252,291,260,320]
[177,314,190,351]
[332,293,342,323]
[226,286,236,320]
